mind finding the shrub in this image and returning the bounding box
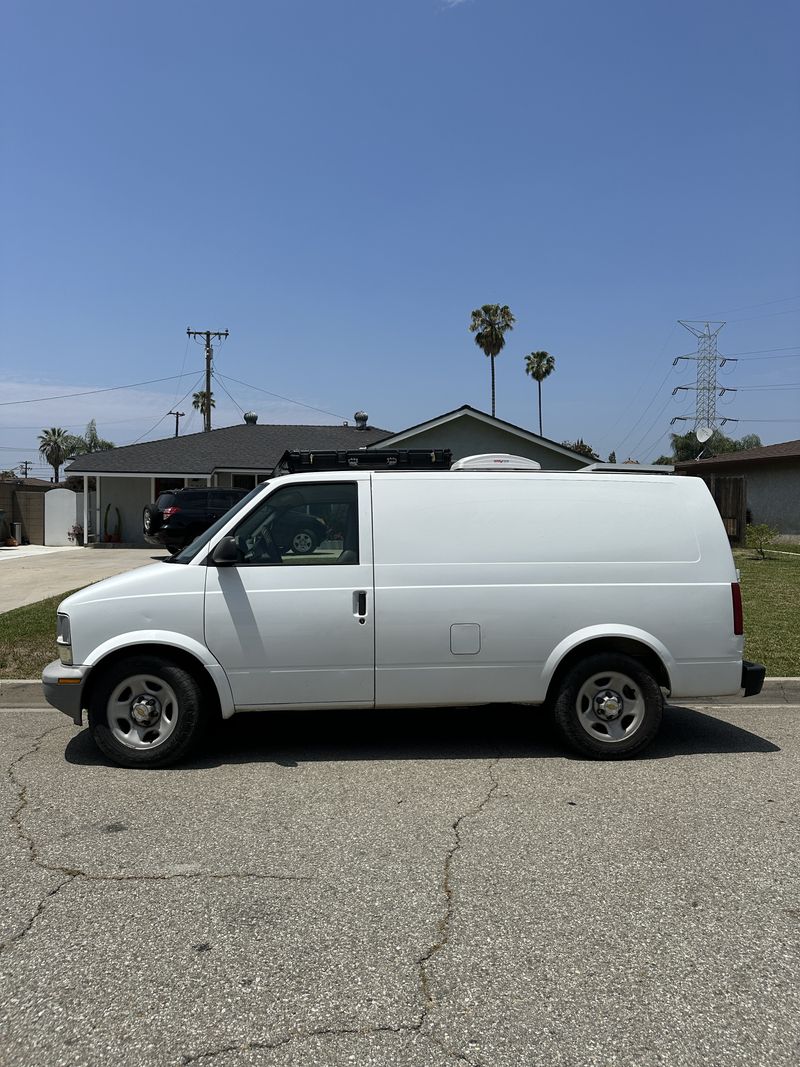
[746,522,778,560]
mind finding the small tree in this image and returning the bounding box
[562,438,599,460]
[746,522,778,560]
[608,451,617,464]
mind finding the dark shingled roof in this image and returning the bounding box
[65,422,393,476]
[674,438,800,471]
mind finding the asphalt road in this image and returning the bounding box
[1,702,797,1067]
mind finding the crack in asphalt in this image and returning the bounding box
[5,725,496,1066]
[0,876,73,955]
[178,760,502,1067]
[416,757,501,1005]
[179,1022,478,1065]
[2,723,320,956]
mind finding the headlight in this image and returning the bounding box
[56,613,73,666]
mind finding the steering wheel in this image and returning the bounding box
[250,531,282,565]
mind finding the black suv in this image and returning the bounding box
[143,488,328,556]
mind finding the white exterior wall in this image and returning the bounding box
[99,477,152,545]
[44,489,78,546]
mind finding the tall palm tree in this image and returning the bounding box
[192,391,215,428]
[37,427,71,482]
[469,304,516,417]
[524,351,556,436]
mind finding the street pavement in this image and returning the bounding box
[0,548,164,614]
[0,701,797,1066]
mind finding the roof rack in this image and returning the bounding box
[278,448,453,473]
[579,462,674,474]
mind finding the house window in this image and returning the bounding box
[232,474,257,490]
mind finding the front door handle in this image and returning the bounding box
[354,590,367,623]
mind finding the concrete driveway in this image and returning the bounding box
[0,547,165,613]
[1,699,797,1066]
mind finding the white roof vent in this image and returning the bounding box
[451,453,542,472]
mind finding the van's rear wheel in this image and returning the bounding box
[88,655,208,768]
[552,653,663,759]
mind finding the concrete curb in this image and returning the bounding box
[1,677,799,710]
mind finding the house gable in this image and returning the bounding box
[372,405,588,470]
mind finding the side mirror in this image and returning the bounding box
[210,535,240,567]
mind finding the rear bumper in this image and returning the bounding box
[741,660,766,698]
[42,660,90,725]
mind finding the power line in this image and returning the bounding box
[719,345,800,356]
[734,383,800,391]
[215,372,349,422]
[0,371,203,407]
[710,295,800,316]
[127,374,206,446]
[613,365,677,454]
[727,352,800,362]
[212,371,245,415]
[727,308,800,324]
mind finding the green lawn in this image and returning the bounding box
[735,550,800,676]
[0,590,81,679]
[1,554,799,680]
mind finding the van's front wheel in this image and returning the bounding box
[552,653,663,759]
[88,656,208,768]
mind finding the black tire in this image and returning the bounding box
[142,505,156,535]
[289,528,319,555]
[88,655,210,769]
[552,653,663,759]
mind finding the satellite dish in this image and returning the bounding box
[695,426,713,443]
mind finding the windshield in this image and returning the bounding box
[168,482,269,563]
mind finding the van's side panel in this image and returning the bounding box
[371,473,741,706]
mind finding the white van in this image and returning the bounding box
[43,452,764,767]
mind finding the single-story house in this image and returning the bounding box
[675,438,800,536]
[65,406,591,545]
[371,404,591,471]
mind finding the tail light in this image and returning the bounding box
[162,506,181,518]
[731,582,743,636]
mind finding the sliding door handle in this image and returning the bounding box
[354,590,367,623]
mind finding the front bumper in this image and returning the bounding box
[741,659,766,698]
[42,660,90,724]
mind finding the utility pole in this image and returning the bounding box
[18,460,32,477]
[168,411,185,438]
[186,328,229,431]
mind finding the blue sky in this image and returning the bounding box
[2,0,799,475]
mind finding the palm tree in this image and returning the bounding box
[192,391,215,429]
[37,427,71,482]
[469,304,516,417]
[523,351,556,436]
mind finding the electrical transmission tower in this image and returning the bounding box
[186,328,229,431]
[670,321,737,439]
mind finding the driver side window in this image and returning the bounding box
[231,482,359,566]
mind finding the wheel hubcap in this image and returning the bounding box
[106,674,179,750]
[576,671,646,744]
[130,694,162,727]
[594,690,623,721]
